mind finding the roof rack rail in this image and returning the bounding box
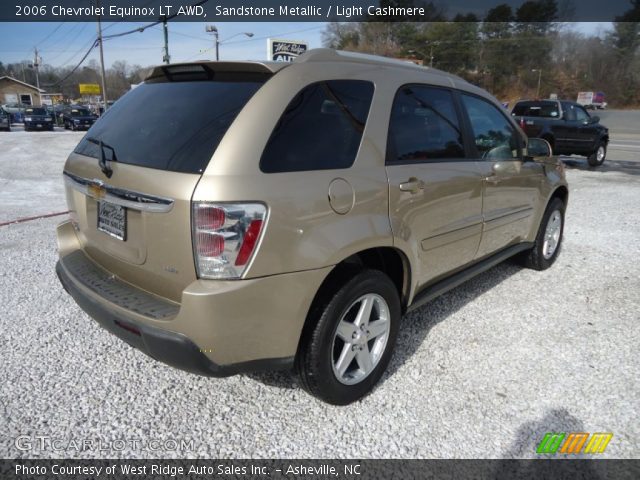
[294,48,427,70]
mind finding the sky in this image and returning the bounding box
[0,21,610,70]
[0,22,326,69]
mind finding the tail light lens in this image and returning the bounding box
[192,202,267,279]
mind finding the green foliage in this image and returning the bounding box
[321,0,640,106]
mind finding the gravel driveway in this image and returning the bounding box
[0,121,638,459]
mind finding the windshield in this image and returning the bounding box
[74,76,267,174]
[70,109,91,116]
[26,108,47,115]
[512,101,560,118]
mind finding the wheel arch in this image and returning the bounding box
[295,246,411,361]
[550,184,569,206]
[540,133,555,152]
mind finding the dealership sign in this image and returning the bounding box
[268,39,308,62]
[79,83,101,95]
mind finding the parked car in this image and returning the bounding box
[1,102,29,114]
[0,109,10,131]
[511,99,609,167]
[56,50,568,405]
[23,107,54,131]
[61,106,97,130]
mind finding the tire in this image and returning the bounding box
[587,141,606,167]
[521,197,565,271]
[297,269,401,405]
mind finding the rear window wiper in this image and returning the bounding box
[86,137,117,178]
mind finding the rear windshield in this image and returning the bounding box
[512,101,560,118]
[74,75,267,174]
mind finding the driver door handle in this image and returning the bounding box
[399,177,425,194]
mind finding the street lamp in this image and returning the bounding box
[532,69,542,98]
[205,25,254,61]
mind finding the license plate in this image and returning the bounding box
[97,202,127,241]
[36,124,42,127]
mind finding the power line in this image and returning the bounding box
[34,23,65,48]
[47,40,98,87]
[44,24,90,63]
[55,35,98,68]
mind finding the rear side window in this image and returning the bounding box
[74,76,267,174]
[260,80,374,173]
[386,85,465,164]
[512,101,560,118]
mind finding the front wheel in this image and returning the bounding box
[521,198,565,271]
[587,142,606,167]
[297,269,401,405]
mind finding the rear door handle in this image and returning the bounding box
[399,177,425,194]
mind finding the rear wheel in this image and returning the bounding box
[587,142,606,167]
[521,197,565,271]
[297,269,401,405]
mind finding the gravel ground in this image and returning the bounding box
[0,121,638,459]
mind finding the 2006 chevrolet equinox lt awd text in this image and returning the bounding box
[56,49,568,405]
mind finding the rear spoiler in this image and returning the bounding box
[144,61,289,83]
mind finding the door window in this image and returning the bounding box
[386,86,465,164]
[575,106,590,122]
[462,94,520,160]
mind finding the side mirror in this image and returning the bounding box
[589,115,600,124]
[527,138,552,158]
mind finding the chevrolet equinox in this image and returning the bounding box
[56,49,568,404]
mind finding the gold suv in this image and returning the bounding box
[56,49,568,404]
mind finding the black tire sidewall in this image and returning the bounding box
[588,142,606,166]
[533,198,565,269]
[299,270,401,405]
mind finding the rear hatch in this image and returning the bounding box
[511,100,561,137]
[63,63,273,302]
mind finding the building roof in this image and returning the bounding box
[0,76,46,93]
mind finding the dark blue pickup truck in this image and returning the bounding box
[512,100,609,167]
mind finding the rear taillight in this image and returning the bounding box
[192,202,267,279]
[519,118,525,129]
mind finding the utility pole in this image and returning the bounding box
[205,25,219,61]
[33,48,42,106]
[95,0,108,112]
[532,69,542,98]
[162,17,170,64]
[429,42,440,68]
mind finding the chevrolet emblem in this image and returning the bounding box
[87,180,106,199]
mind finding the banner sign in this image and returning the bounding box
[79,84,101,95]
[268,39,308,62]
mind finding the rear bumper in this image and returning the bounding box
[55,220,331,376]
[56,259,291,377]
